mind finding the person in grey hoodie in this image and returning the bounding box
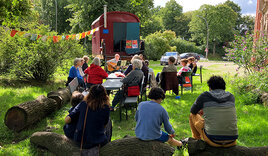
[189,75,238,147]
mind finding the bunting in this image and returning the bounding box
[8,27,100,43]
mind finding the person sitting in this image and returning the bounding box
[82,55,90,71]
[145,60,157,88]
[156,56,177,84]
[110,59,144,111]
[177,59,191,84]
[124,55,149,90]
[65,84,111,149]
[78,59,85,79]
[63,91,84,139]
[107,54,120,73]
[84,57,108,89]
[66,58,85,88]
[187,57,197,74]
[135,87,186,149]
[189,76,238,147]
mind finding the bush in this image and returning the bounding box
[170,38,201,54]
[144,30,200,60]
[144,31,171,61]
[0,25,86,81]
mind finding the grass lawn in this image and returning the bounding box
[0,60,267,156]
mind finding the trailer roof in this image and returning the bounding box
[91,11,140,26]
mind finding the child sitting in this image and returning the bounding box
[177,59,191,84]
[135,87,186,149]
[63,91,84,139]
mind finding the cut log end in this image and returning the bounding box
[4,106,27,131]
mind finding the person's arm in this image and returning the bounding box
[123,65,132,75]
[66,102,82,123]
[99,67,108,78]
[162,109,175,134]
[121,70,134,84]
[135,109,139,122]
[177,67,183,76]
[190,93,206,114]
[69,66,76,78]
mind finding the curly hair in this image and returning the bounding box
[84,84,110,110]
[148,87,166,100]
[207,75,226,90]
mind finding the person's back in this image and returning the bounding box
[157,56,177,83]
[189,75,238,147]
[65,85,111,149]
[135,100,173,140]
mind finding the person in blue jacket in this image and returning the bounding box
[66,58,85,88]
[135,87,186,149]
[65,84,111,149]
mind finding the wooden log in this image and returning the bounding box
[187,137,268,156]
[100,136,175,156]
[30,132,175,156]
[4,95,57,132]
[47,87,71,109]
[30,132,80,156]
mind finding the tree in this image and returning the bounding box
[174,11,193,40]
[0,0,32,27]
[240,15,255,35]
[189,4,237,55]
[33,0,72,34]
[162,0,183,36]
[223,0,242,33]
[66,0,153,33]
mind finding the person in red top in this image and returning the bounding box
[84,57,108,89]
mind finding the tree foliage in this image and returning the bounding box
[0,0,32,27]
[66,0,153,33]
[0,26,85,81]
[189,4,237,55]
[161,0,183,36]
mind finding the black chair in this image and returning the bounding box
[192,65,203,83]
[180,72,193,96]
[121,76,145,120]
[160,72,179,95]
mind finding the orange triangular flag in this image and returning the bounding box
[86,31,91,35]
[66,35,69,40]
[53,36,59,43]
[81,32,86,39]
[18,31,26,36]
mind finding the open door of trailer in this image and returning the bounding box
[113,22,139,54]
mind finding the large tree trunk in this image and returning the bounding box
[47,87,71,109]
[4,95,57,132]
[30,132,175,156]
[187,137,268,156]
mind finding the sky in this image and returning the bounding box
[154,0,257,16]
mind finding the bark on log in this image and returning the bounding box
[4,95,57,132]
[47,87,71,109]
[30,132,175,156]
[187,137,268,156]
[30,132,80,156]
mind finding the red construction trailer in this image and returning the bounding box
[91,11,143,61]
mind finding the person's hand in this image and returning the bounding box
[198,109,204,116]
[170,134,175,138]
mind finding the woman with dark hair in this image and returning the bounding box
[64,84,111,149]
[135,87,186,150]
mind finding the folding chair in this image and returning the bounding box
[180,72,193,96]
[192,65,203,83]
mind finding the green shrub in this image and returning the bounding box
[144,30,200,60]
[144,31,171,61]
[170,38,201,54]
[0,25,86,81]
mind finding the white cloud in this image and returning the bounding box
[248,0,253,4]
[154,0,227,12]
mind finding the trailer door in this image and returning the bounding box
[126,23,140,54]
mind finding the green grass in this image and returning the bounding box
[0,61,267,155]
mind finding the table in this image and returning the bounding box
[102,79,124,121]
[106,73,124,80]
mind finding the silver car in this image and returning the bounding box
[160,52,180,65]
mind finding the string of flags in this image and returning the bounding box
[8,27,100,43]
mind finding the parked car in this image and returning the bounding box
[179,52,202,60]
[160,52,180,65]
